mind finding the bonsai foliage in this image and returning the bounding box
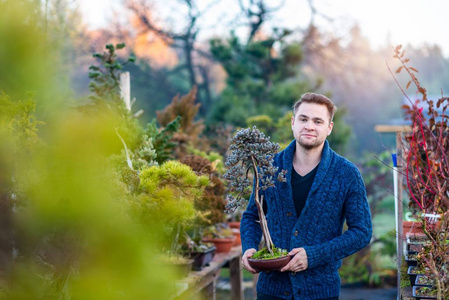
[224,126,286,255]
[144,116,181,165]
[138,160,209,251]
[391,45,449,299]
[156,86,205,158]
[180,154,227,226]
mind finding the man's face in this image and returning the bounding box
[291,103,334,150]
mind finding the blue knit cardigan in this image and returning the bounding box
[241,140,372,299]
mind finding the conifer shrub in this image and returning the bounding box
[180,154,227,227]
[138,160,209,250]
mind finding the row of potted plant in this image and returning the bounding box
[403,226,449,299]
[392,47,449,300]
[403,230,446,299]
[404,236,438,299]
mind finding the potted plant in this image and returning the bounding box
[408,265,424,287]
[403,220,424,235]
[391,45,449,299]
[406,234,430,253]
[201,224,236,253]
[412,286,438,299]
[415,274,435,287]
[160,253,194,278]
[178,154,232,254]
[224,127,289,270]
[178,233,216,271]
[405,252,419,267]
[227,207,243,229]
[137,160,210,277]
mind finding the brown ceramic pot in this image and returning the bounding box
[202,237,235,253]
[248,255,291,271]
[227,221,241,229]
[232,229,241,246]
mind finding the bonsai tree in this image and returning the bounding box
[138,160,209,253]
[179,154,228,250]
[224,126,286,256]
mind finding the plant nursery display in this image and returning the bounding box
[391,45,449,299]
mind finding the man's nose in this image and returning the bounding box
[304,121,314,130]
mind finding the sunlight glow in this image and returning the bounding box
[78,0,449,57]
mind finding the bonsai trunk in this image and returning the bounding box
[252,157,274,255]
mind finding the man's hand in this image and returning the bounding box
[241,248,259,274]
[280,248,308,272]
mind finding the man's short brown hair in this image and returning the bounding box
[293,92,337,123]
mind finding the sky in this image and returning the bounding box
[78,0,449,57]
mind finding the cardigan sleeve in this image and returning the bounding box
[303,167,372,269]
[240,179,263,254]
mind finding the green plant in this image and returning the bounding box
[400,257,411,288]
[0,92,44,150]
[88,43,135,104]
[202,224,234,239]
[251,247,288,260]
[416,275,435,286]
[138,160,209,252]
[83,42,142,150]
[144,116,181,164]
[414,286,437,297]
[180,154,227,226]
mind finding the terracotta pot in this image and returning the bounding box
[231,229,241,246]
[248,255,291,271]
[202,237,235,253]
[403,221,424,234]
[228,221,241,229]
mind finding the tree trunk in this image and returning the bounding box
[252,157,274,255]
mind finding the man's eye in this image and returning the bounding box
[299,118,307,122]
[315,120,323,124]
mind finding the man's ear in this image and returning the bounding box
[327,121,334,135]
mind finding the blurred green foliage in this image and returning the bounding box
[0,2,202,298]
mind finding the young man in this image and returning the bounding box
[240,93,372,300]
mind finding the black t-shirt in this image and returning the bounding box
[262,164,319,217]
[291,164,319,217]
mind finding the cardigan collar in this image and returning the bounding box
[282,139,334,195]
